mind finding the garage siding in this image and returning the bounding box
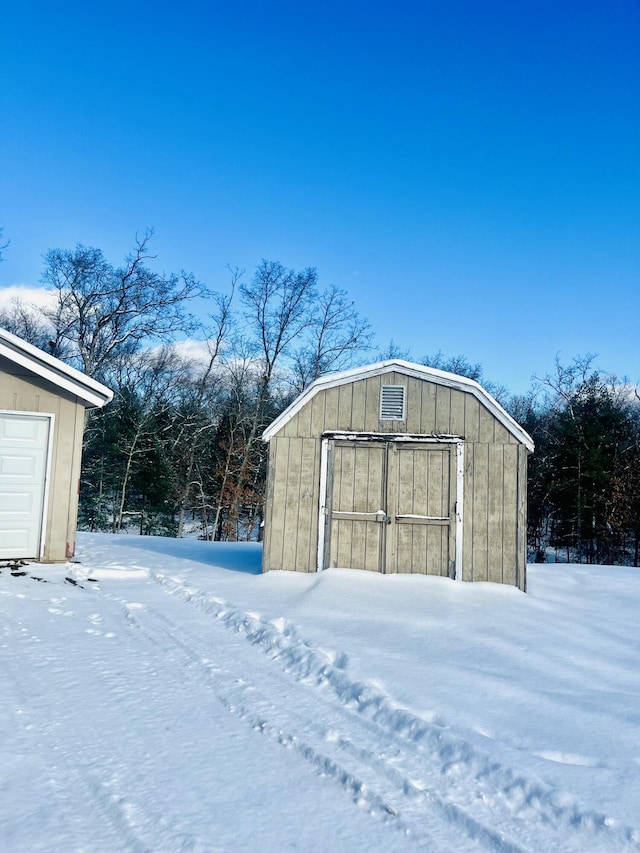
[0,358,86,561]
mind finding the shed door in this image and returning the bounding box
[328,441,387,571]
[387,443,456,575]
[0,413,51,559]
[327,440,457,575]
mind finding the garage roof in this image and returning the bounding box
[263,359,534,452]
[0,327,113,409]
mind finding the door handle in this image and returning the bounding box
[375,510,391,523]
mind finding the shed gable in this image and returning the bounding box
[263,360,534,451]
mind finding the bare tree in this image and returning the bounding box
[291,285,372,391]
[171,282,236,537]
[239,258,316,439]
[41,231,208,379]
[211,260,375,538]
[208,260,319,538]
[533,353,601,411]
[421,351,483,381]
[241,260,317,376]
[421,351,510,404]
[0,228,8,261]
[377,339,412,360]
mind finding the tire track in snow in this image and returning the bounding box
[102,596,452,853]
[134,568,640,853]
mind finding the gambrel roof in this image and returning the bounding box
[0,327,113,409]
[263,359,534,452]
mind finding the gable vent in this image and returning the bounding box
[380,384,406,420]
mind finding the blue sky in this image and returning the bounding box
[1,0,638,393]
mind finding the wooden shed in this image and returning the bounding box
[0,328,113,562]
[262,360,534,589]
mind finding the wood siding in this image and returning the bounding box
[264,371,528,589]
[262,437,320,573]
[0,357,86,562]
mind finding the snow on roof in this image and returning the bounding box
[0,327,113,409]
[262,359,534,451]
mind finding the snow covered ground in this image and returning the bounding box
[1,533,639,852]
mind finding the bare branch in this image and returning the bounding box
[40,235,211,379]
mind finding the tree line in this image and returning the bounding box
[1,234,373,541]
[1,234,639,565]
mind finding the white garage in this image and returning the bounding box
[0,328,112,563]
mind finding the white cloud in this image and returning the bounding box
[0,285,56,311]
[170,338,215,363]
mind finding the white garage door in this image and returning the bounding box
[0,413,51,560]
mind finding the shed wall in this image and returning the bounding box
[264,373,527,588]
[0,358,86,561]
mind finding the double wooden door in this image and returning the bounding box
[326,439,457,575]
